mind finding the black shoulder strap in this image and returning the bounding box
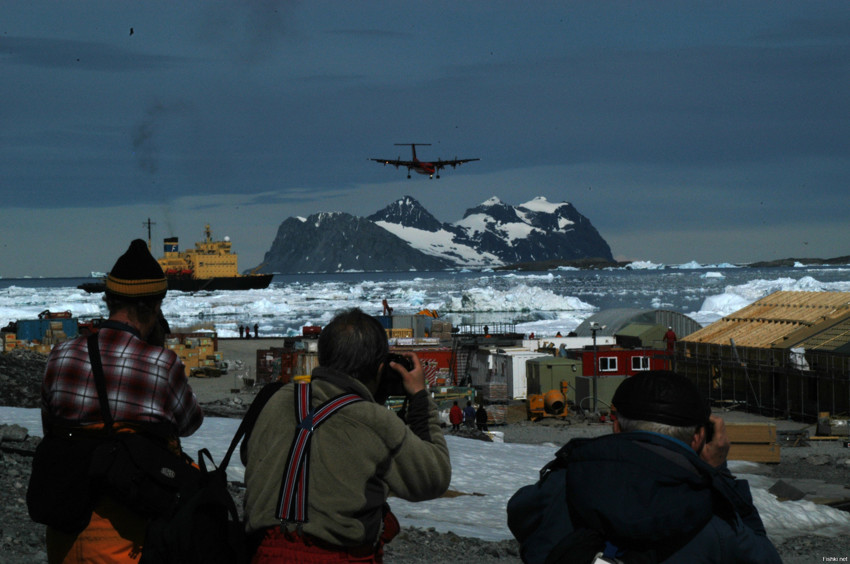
[236,381,285,467]
[87,332,114,432]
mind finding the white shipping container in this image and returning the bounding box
[470,348,550,399]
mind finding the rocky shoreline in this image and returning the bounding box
[2,349,850,562]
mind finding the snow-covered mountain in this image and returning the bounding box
[367,197,500,268]
[259,211,450,273]
[258,196,613,274]
[452,196,614,265]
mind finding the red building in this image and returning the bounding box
[579,346,669,378]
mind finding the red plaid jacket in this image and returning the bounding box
[41,321,203,437]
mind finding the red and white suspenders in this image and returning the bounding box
[276,382,363,524]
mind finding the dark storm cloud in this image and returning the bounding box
[326,28,409,39]
[0,36,178,71]
[753,15,850,44]
[249,33,846,200]
[132,101,193,174]
[246,190,356,206]
[298,73,369,83]
[402,39,850,169]
[197,0,292,64]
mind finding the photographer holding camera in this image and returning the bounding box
[508,370,780,563]
[243,308,451,563]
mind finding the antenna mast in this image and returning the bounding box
[143,218,156,250]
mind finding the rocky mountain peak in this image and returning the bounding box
[310,211,348,227]
[367,195,443,232]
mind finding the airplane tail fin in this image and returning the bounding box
[394,143,430,162]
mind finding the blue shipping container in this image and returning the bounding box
[375,315,393,329]
[15,319,78,342]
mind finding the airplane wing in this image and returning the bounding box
[370,158,415,169]
[434,158,480,170]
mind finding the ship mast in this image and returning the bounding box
[143,218,156,251]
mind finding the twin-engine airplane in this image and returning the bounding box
[370,143,479,179]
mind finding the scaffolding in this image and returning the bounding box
[676,341,850,421]
[453,321,518,336]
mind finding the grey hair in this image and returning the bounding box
[616,414,700,444]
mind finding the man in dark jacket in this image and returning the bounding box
[475,403,489,431]
[463,400,476,429]
[507,370,780,563]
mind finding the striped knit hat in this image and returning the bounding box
[105,239,167,300]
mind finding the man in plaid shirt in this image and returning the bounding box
[41,239,203,564]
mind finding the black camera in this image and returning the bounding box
[388,352,414,371]
[704,419,715,443]
[374,353,413,404]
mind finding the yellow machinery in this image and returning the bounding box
[527,381,569,421]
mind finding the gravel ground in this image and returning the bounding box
[2,348,850,563]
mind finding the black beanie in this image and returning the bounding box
[612,370,710,428]
[105,239,168,300]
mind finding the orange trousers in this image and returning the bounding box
[46,497,147,564]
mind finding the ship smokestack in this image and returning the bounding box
[164,237,179,253]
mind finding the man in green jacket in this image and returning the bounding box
[243,308,451,563]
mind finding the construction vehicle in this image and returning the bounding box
[526,381,570,421]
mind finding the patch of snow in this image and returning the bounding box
[454,213,493,236]
[519,196,566,214]
[557,217,574,230]
[375,221,503,266]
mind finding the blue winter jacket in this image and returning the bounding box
[507,431,781,564]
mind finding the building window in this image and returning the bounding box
[599,357,618,372]
[632,356,650,371]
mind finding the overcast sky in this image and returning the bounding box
[2,1,849,277]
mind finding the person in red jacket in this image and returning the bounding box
[664,326,677,352]
[449,401,463,431]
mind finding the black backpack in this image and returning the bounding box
[141,382,283,564]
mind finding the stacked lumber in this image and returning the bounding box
[726,423,780,463]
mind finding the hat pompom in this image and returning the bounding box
[105,239,167,300]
